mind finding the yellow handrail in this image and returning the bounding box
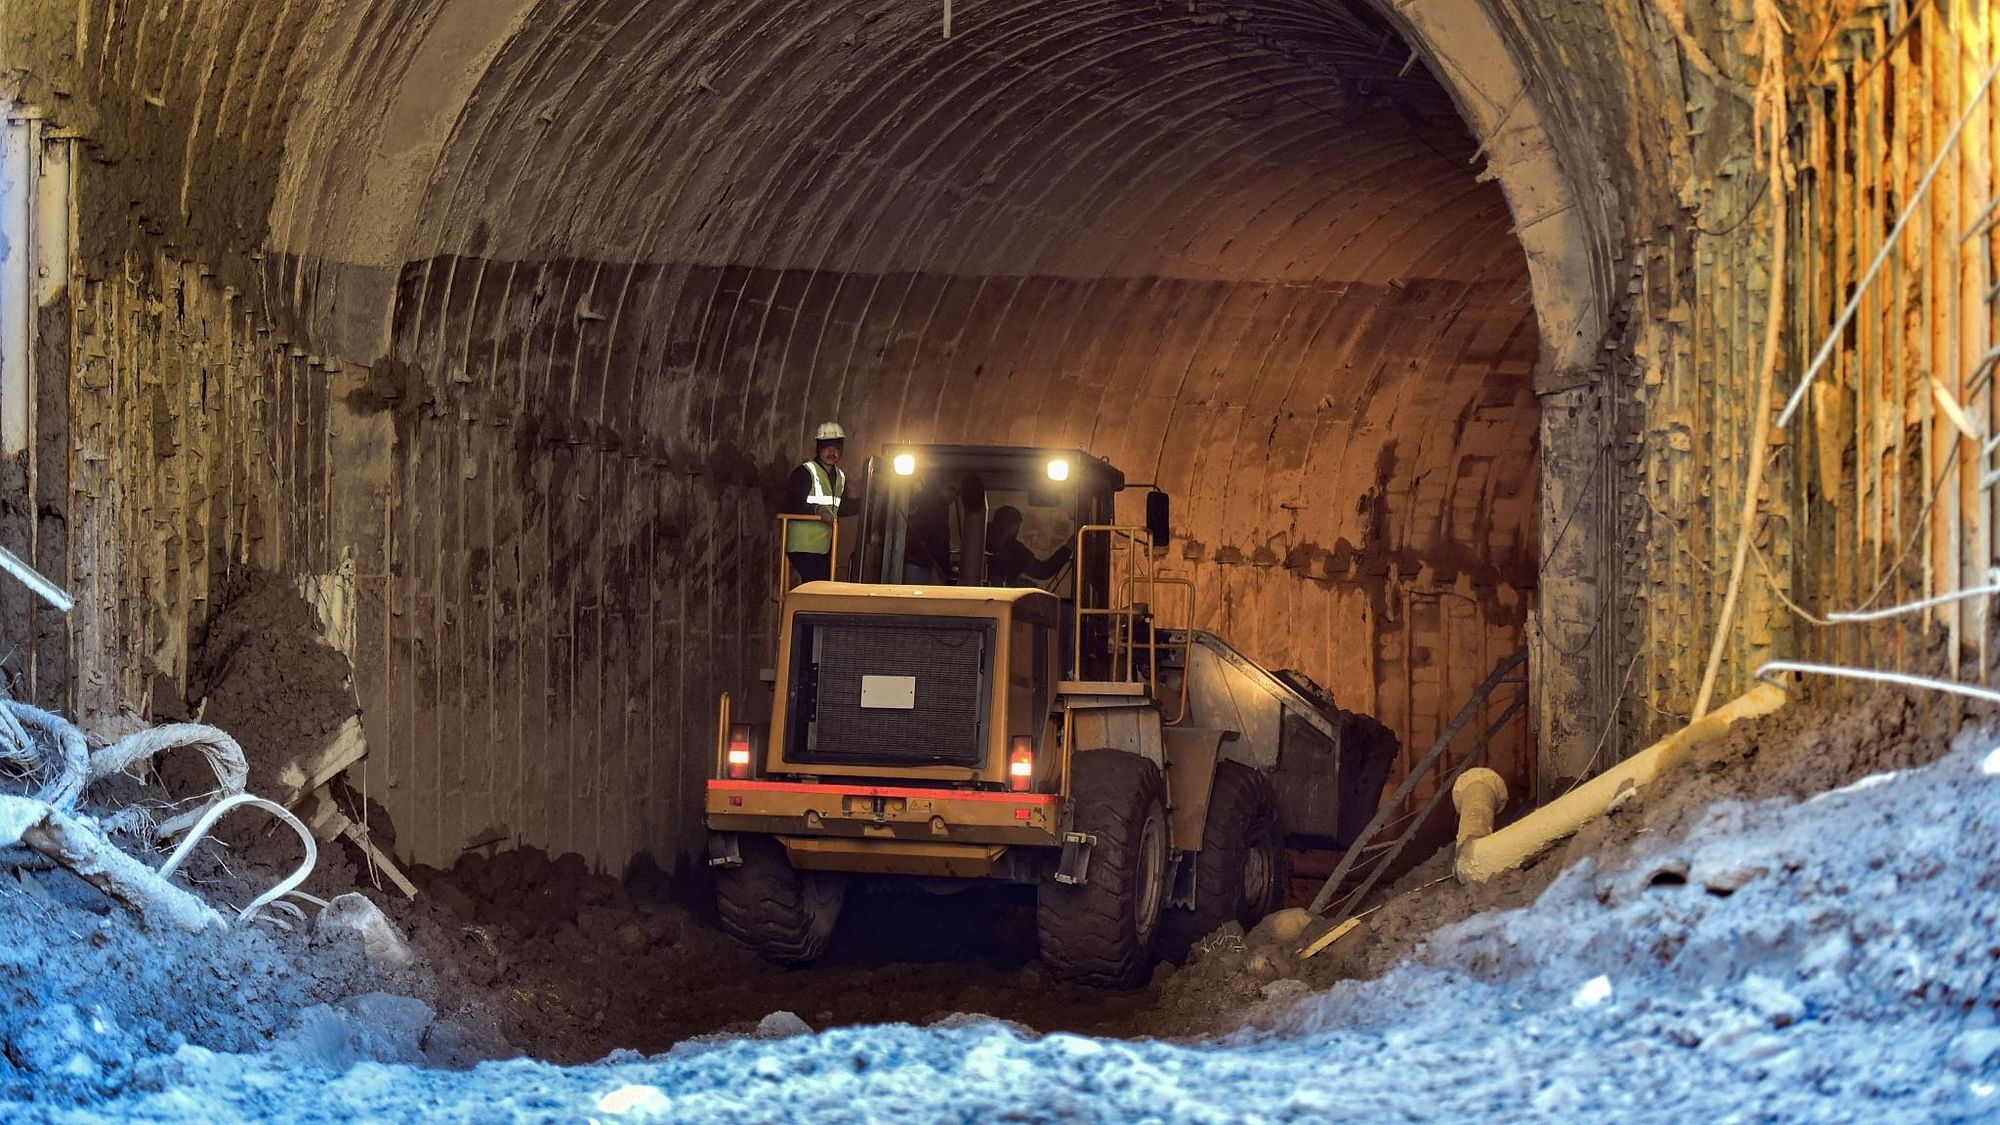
[715,691,733,778]
[1069,525,1194,721]
[1118,573,1194,724]
[1071,524,1153,681]
[774,513,841,601]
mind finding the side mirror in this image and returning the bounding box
[1145,490,1171,548]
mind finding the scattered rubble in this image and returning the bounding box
[2,574,1995,1123]
[1282,686,1978,994]
[28,702,2000,1119]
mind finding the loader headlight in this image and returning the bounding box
[892,452,917,476]
[1045,457,1070,482]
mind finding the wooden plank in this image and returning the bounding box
[305,787,419,899]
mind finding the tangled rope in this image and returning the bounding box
[0,697,314,932]
[157,793,318,926]
[88,722,249,840]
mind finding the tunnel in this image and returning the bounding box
[4,0,2000,1117]
[12,0,1584,872]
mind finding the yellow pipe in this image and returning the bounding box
[1450,768,1508,848]
[1454,681,1788,884]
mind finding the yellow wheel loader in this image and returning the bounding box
[705,445,1397,988]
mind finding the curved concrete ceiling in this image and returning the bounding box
[260,0,1539,571]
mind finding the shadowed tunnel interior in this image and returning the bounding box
[51,0,1542,870]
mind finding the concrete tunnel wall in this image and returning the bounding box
[0,0,1646,872]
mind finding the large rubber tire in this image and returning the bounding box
[1157,761,1289,963]
[715,836,847,966]
[1037,750,1170,989]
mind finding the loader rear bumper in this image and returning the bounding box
[705,779,1062,847]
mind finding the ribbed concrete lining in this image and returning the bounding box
[58,0,1547,866]
[363,0,1533,515]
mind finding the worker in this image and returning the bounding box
[986,505,1073,587]
[903,474,955,584]
[784,421,854,584]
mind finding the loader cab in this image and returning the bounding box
[850,444,1134,680]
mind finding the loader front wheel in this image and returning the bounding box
[1037,750,1169,989]
[715,835,847,966]
[1157,761,1288,963]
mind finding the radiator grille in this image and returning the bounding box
[793,618,989,767]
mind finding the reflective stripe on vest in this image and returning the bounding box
[786,461,845,555]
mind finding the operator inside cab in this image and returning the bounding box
[784,421,856,585]
[986,504,1074,587]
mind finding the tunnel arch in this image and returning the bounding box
[60,0,1618,868]
[268,0,1609,384]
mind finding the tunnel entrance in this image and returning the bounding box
[321,0,1547,1057]
[319,0,1549,876]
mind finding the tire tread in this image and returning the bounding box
[1037,750,1167,988]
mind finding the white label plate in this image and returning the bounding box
[860,674,917,710]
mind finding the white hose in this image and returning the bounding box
[1825,580,2000,623]
[156,793,319,925]
[1757,661,2000,706]
[0,794,226,931]
[0,543,74,612]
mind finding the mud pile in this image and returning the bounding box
[1300,685,1976,990]
[0,866,506,1107]
[151,571,369,902]
[184,571,359,762]
[0,571,513,1110]
[1149,685,1983,1031]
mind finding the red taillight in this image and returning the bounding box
[1009,737,1034,793]
[726,725,753,780]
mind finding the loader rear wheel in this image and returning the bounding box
[715,835,847,966]
[1036,750,1169,989]
[1157,761,1288,963]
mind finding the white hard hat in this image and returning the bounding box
[814,421,846,442]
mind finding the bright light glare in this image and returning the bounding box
[892,452,917,476]
[1046,458,1070,482]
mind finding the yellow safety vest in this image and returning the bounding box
[786,460,845,555]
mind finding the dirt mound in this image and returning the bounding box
[153,570,366,901]
[0,719,508,1109]
[187,570,358,771]
[1163,685,1981,1010]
